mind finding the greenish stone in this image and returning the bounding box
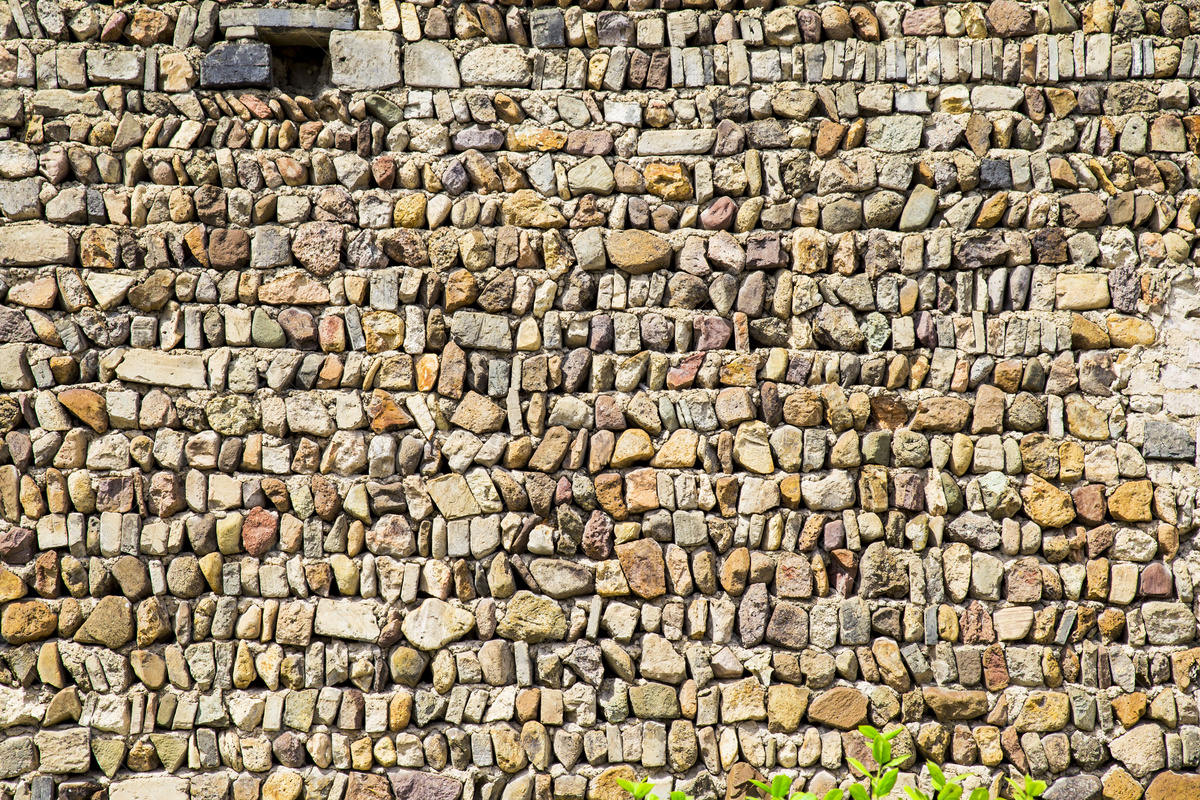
[150,733,188,772]
[366,94,404,127]
[251,308,285,348]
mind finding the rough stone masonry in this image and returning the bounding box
[5,0,1200,798]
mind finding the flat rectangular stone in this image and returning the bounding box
[200,41,271,88]
[0,224,75,266]
[313,598,381,641]
[116,351,207,389]
[108,777,189,800]
[31,90,102,116]
[86,51,144,84]
[450,311,512,351]
[330,30,402,90]
[637,129,716,156]
[217,7,355,40]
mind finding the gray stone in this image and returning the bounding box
[404,40,460,88]
[200,41,271,88]
[330,30,402,90]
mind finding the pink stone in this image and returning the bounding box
[700,196,737,230]
[902,7,944,35]
[666,352,706,390]
[319,315,346,353]
[693,316,732,351]
[242,507,279,557]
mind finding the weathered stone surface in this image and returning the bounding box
[808,687,869,730]
[606,230,672,274]
[401,598,475,649]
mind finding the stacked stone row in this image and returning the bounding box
[3,1,1200,800]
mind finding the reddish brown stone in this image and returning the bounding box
[700,197,737,230]
[208,229,251,270]
[365,389,413,433]
[725,763,766,800]
[1140,562,1174,598]
[1072,484,1107,527]
[95,476,136,513]
[616,538,665,599]
[961,601,996,644]
[348,772,394,800]
[0,527,35,564]
[312,475,342,521]
[982,643,1010,691]
[148,472,186,518]
[241,507,279,557]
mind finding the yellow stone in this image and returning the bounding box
[199,552,223,592]
[361,311,404,354]
[610,429,655,468]
[505,126,567,152]
[1071,313,1111,348]
[1020,475,1076,529]
[392,194,427,228]
[589,766,638,800]
[650,429,700,469]
[1013,691,1070,732]
[974,191,1008,228]
[1109,480,1153,522]
[1107,315,1155,347]
[1103,767,1144,800]
[644,162,693,200]
[501,190,567,228]
[0,568,26,602]
[1059,441,1085,482]
[719,354,760,386]
[780,475,802,508]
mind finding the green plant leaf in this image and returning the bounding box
[877,769,898,798]
[848,785,870,800]
[926,761,945,787]
[967,789,989,800]
[616,780,638,794]
[904,788,930,800]
[823,791,843,800]
[847,758,870,778]
[858,725,880,739]
[750,781,773,794]
[774,776,793,799]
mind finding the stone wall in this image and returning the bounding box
[1,0,1199,799]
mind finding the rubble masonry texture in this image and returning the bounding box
[5,0,1200,799]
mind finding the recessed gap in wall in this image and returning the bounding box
[271,45,330,95]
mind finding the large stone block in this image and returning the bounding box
[404,39,459,88]
[0,224,74,266]
[330,30,403,90]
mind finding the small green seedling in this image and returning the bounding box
[750,775,796,800]
[1006,776,1047,800]
[790,791,844,800]
[903,761,989,800]
[847,726,907,800]
[750,775,841,800]
[616,780,660,800]
[615,779,693,800]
